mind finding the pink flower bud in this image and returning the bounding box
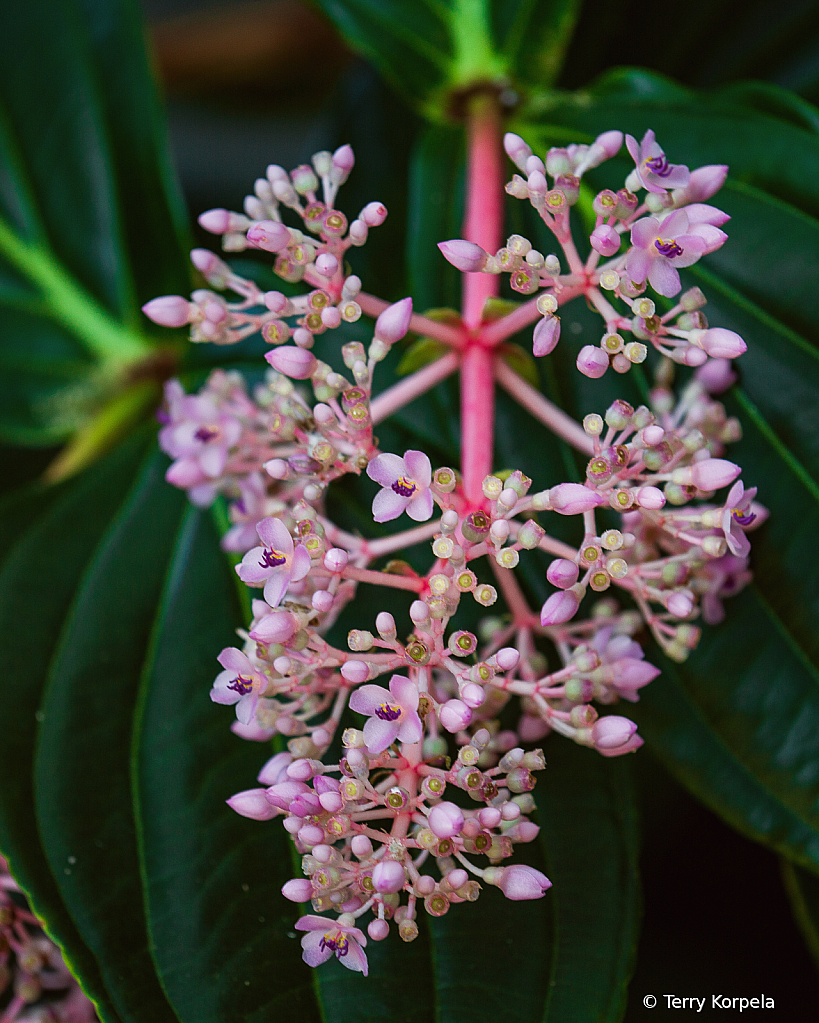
[666,592,694,618]
[591,130,623,161]
[642,425,665,446]
[428,801,464,839]
[444,868,469,890]
[257,751,292,785]
[494,864,552,901]
[281,878,314,902]
[376,611,396,637]
[439,699,472,733]
[372,859,406,893]
[264,290,288,314]
[540,590,580,626]
[142,295,191,328]
[324,547,349,572]
[527,169,548,195]
[368,918,389,940]
[198,208,232,234]
[264,780,310,811]
[438,239,488,273]
[331,144,355,183]
[461,683,485,708]
[495,647,520,671]
[264,346,317,379]
[598,733,644,757]
[361,201,387,226]
[226,788,280,820]
[577,345,609,379]
[312,590,334,613]
[694,358,737,394]
[246,220,291,253]
[674,164,728,204]
[190,248,228,279]
[590,224,621,257]
[546,558,579,589]
[592,715,638,750]
[315,253,339,277]
[693,327,746,360]
[549,482,606,515]
[504,132,532,171]
[351,835,374,858]
[672,458,741,491]
[250,609,297,644]
[348,220,368,245]
[614,659,661,691]
[509,820,540,842]
[533,315,561,356]
[374,296,413,344]
[231,719,275,742]
[341,660,370,684]
[264,458,289,480]
[318,791,343,813]
[298,824,325,847]
[636,486,665,510]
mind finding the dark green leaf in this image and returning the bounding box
[313,0,582,120]
[782,859,819,968]
[34,448,185,1023]
[134,508,321,1023]
[0,433,153,1021]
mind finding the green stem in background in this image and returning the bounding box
[447,0,507,91]
[0,215,150,364]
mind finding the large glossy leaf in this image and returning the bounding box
[312,0,582,120]
[0,0,187,444]
[33,449,185,1023]
[512,76,819,873]
[783,859,819,967]
[0,434,153,1022]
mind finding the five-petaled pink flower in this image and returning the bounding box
[236,516,311,606]
[366,450,433,522]
[349,675,423,753]
[720,480,759,557]
[625,130,690,193]
[296,914,368,975]
[210,647,268,724]
[626,210,713,297]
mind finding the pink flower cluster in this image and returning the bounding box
[144,136,761,978]
[440,129,743,377]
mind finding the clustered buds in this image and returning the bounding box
[143,133,761,979]
[438,129,741,379]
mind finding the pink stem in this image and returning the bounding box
[460,95,504,504]
[494,359,594,455]
[481,283,585,346]
[370,352,460,424]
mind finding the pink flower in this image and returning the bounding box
[626,210,711,297]
[699,553,752,625]
[366,450,433,522]
[494,864,552,901]
[625,130,690,193]
[210,647,268,724]
[720,480,758,557]
[236,517,311,607]
[591,627,661,703]
[295,914,368,975]
[349,675,423,753]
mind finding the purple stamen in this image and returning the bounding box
[391,475,417,498]
[645,155,671,177]
[655,238,684,258]
[195,425,220,442]
[732,509,756,526]
[227,674,254,695]
[375,703,401,722]
[320,933,349,957]
[259,547,287,569]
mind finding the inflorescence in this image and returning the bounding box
[144,130,763,977]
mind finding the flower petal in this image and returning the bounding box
[402,450,432,487]
[235,692,258,725]
[217,647,254,673]
[389,675,419,712]
[396,710,423,745]
[291,544,312,582]
[366,453,406,487]
[363,715,399,754]
[349,684,392,716]
[630,217,659,249]
[263,571,290,608]
[257,517,294,554]
[236,546,271,584]
[406,488,434,522]
[372,488,409,523]
[301,931,334,967]
[340,939,368,976]
[647,259,681,297]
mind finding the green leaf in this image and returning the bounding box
[134,508,321,1023]
[0,433,153,1021]
[782,859,819,968]
[312,0,582,120]
[34,448,186,1022]
[397,336,450,375]
[0,0,187,444]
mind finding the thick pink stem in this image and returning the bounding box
[460,95,504,504]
